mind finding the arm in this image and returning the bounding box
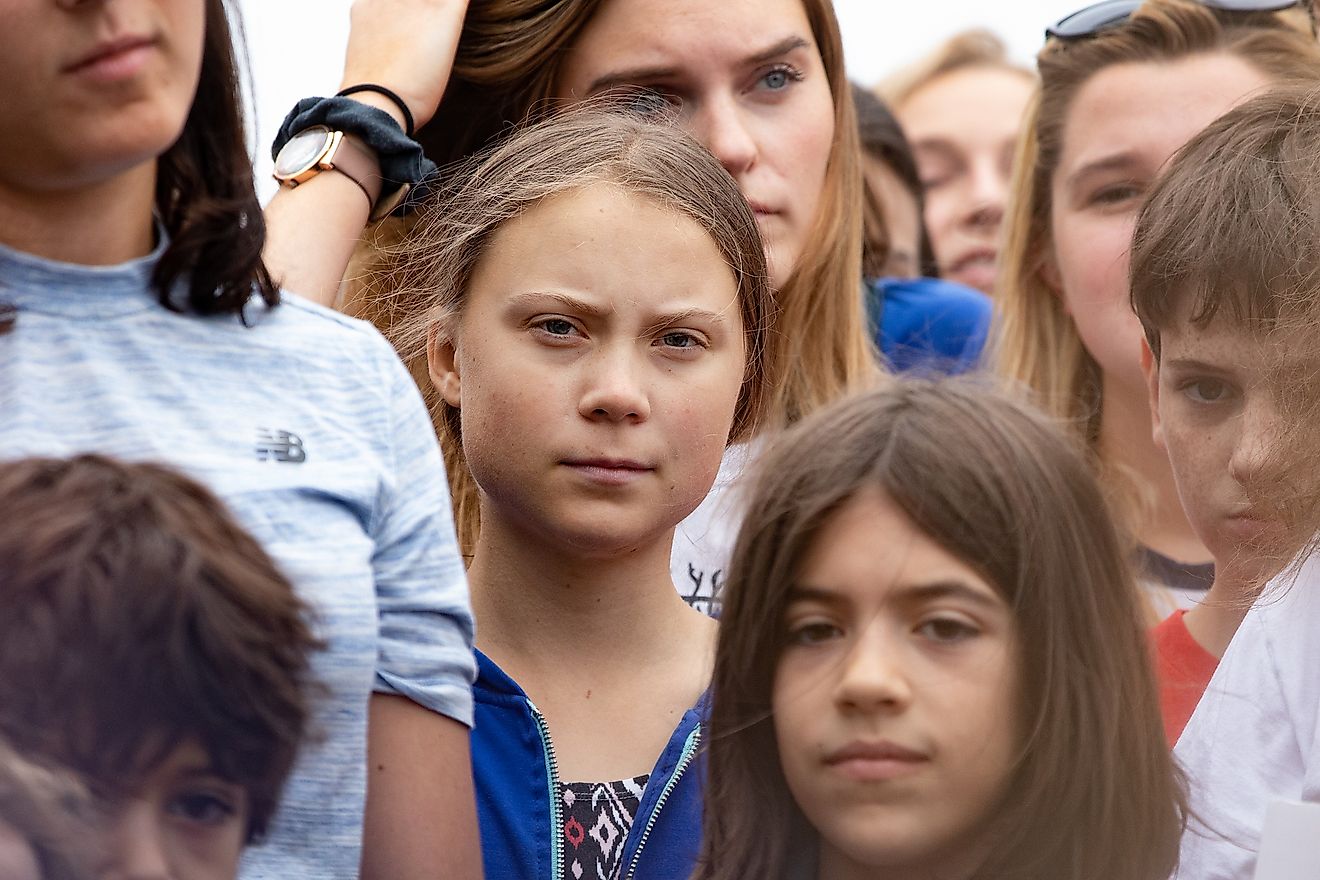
[361,694,482,880]
[263,0,471,305]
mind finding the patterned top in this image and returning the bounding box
[560,775,650,880]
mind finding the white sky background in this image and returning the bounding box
[236,0,1076,200]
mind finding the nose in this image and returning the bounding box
[1230,396,1282,487]
[689,98,758,178]
[100,801,172,880]
[833,628,912,714]
[578,345,651,424]
[961,158,1007,232]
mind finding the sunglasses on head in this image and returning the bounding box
[1046,0,1302,40]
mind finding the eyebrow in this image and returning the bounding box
[586,36,812,95]
[1066,151,1144,189]
[506,291,613,318]
[788,580,1001,610]
[1161,357,1234,376]
[509,291,731,330]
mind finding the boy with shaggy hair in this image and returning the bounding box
[0,454,320,879]
[1128,84,1320,875]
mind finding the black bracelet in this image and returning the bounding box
[272,96,436,218]
[336,84,415,137]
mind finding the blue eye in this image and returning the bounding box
[540,318,575,336]
[759,65,803,92]
[661,332,699,349]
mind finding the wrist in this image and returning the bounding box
[336,89,409,133]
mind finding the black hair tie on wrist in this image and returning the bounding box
[336,84,415,137]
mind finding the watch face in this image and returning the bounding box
[274,126,333,178]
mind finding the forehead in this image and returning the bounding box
[1058,53,1272,177]
[1160,309,1320,375]
[473,183,741,310]
[558,0,817,86]
[900,67,1034,141]
[795,490,1002,607]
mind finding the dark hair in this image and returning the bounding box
[850,83,938,277]
[0,455,319,842]
[699,381,1185,880]
[153,0,277,317]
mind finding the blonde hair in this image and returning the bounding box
[376,109,776,555]
[880,28,1033,108]
[356,0,880,430]
[700,381,1185,880]
[994,0,1320,449]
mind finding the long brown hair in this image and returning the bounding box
[993,0,1320,445]
[377,109,775,555]
[361,0,879,429]
[699,381,1185,880]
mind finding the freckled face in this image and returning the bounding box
[555,0,836,290]
[431,183,747,557]
[98,740,248,880]
[1146,315,1318,585]
[1047,54,1272,397]
[773,490,1019,877]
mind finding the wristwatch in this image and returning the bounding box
[273,125,383,208]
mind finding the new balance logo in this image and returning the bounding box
[255,429,306,464]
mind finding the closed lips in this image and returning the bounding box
[64,35,156,73]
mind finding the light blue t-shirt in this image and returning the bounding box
[0,240,476,878]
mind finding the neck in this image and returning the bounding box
[1098,373,1210,565]
[0,163,157,265]
[817,840,983,880]
[467,510,710,677]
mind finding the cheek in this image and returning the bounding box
[1054,213,1147,380]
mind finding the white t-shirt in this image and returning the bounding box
[670,442,759,617]
[1174,550,1320,879]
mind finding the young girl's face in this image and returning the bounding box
[772,489,1019,877]
[1045,53,1271,399]
[433,182,746,555]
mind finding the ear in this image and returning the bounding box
[1039,244,1067,311]
[1140,338,1165,451]
[428,322,462,409]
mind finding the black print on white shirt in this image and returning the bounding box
[684,563,724,617]
[255,428,307,464]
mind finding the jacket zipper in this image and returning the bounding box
[623,725,702,880]
[529,701,565,880]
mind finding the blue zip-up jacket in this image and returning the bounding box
[473,650,708,880]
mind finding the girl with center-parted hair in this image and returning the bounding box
[263,0,884,614]
[698,381,1185,880]
[993,0,1320,618]
[377,108,773,880]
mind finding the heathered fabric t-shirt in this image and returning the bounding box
[0,240,476,879]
